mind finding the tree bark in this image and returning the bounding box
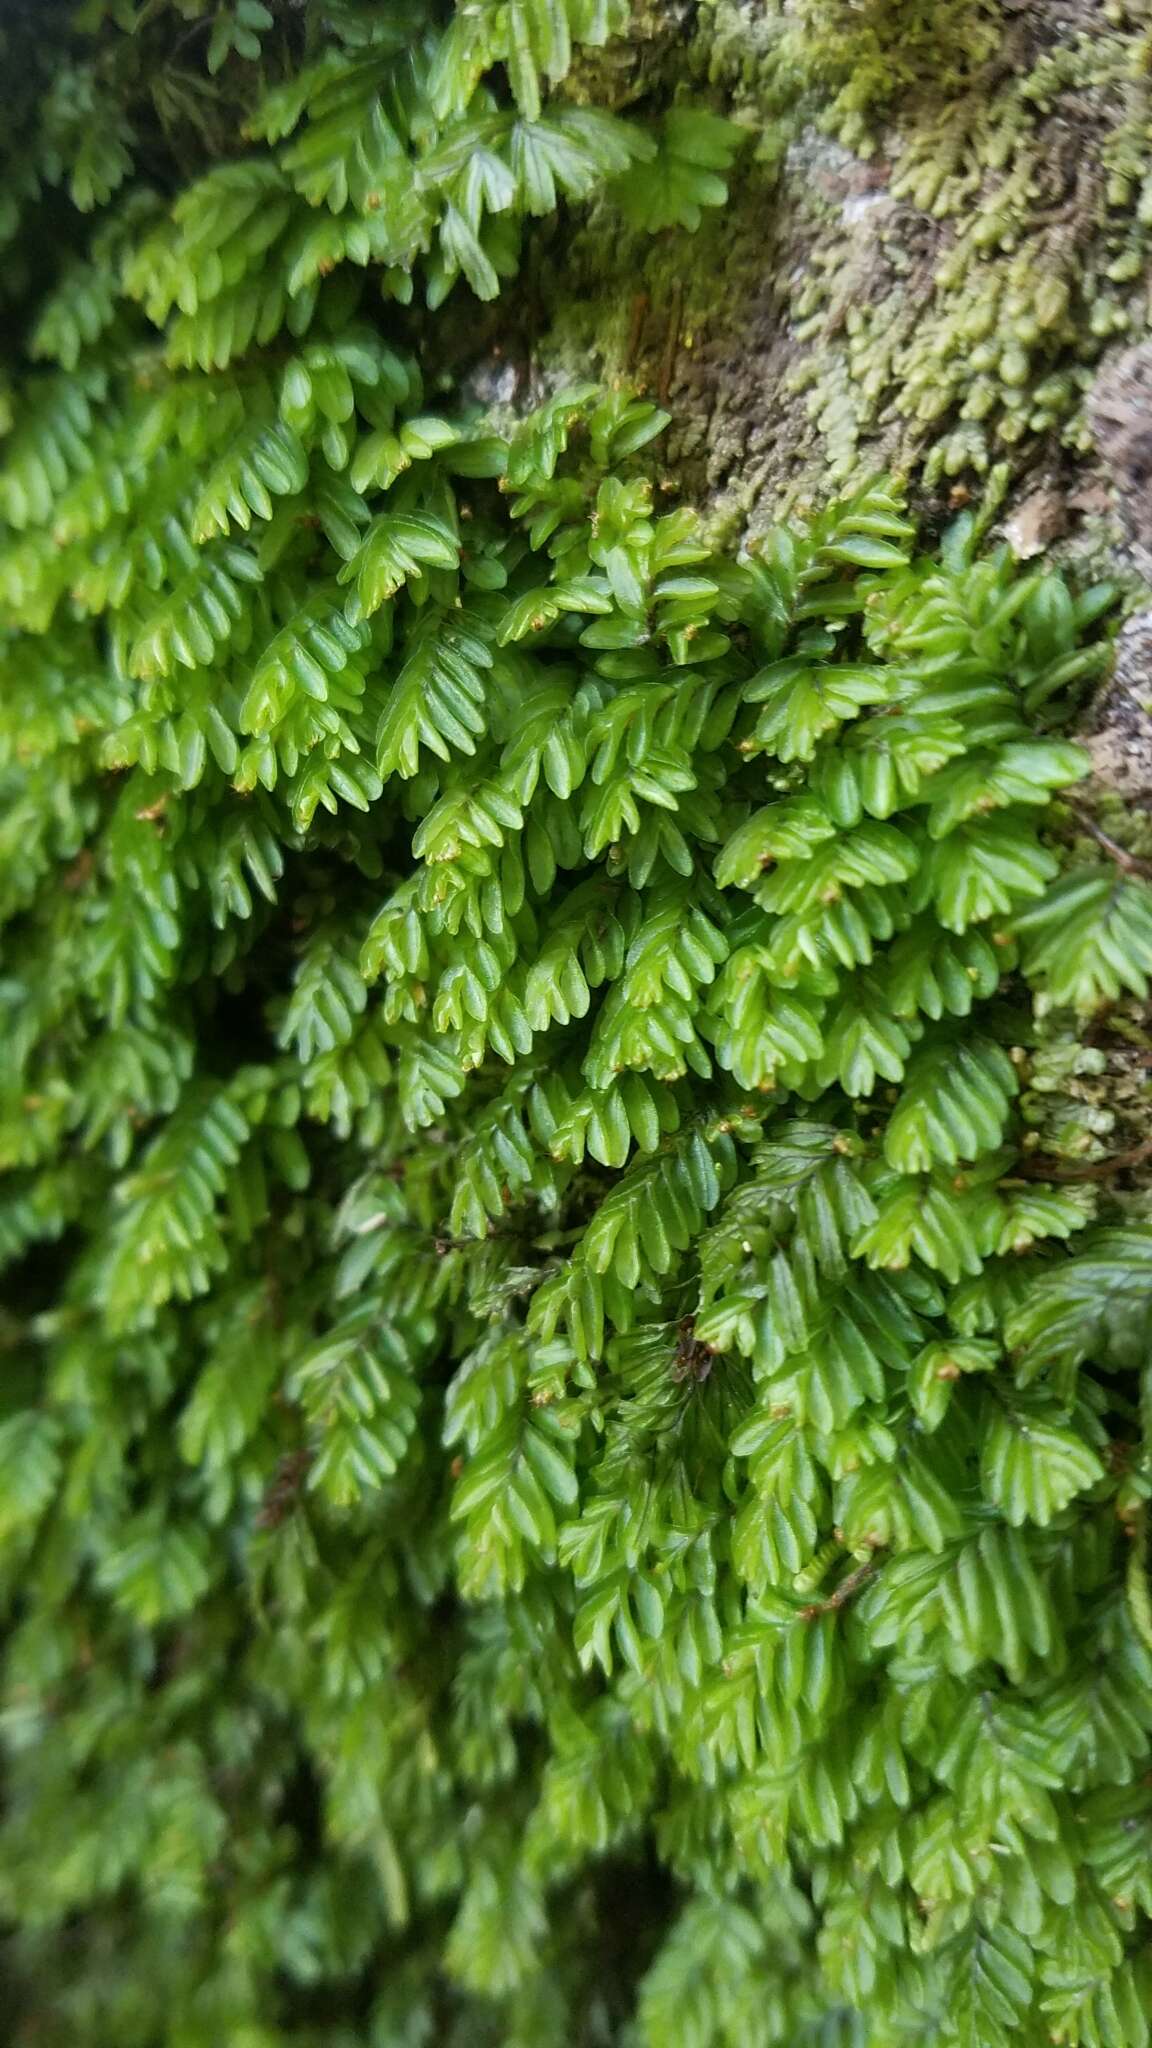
[493,0,1152,810]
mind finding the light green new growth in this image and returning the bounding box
[2,3,1152,2045]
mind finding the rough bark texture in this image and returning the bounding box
[478,0,1152,807]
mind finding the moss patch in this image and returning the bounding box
[506,0,1152,550]
[773,0,1005,151]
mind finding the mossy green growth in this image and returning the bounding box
[544,2,1152,523]
[777,0,1003,151]
[784,17,1152,485]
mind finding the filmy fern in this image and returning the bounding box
[2,4,1152,2046]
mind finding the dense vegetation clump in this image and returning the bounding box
[3,4,1152,2044]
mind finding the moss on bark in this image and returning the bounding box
[494,1,1152,555]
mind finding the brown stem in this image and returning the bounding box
[1069,803,1152,881]
[799,1558,878,1620]
[1016,1137,1152,1182]
[658,282,684,407]
[625,291,649,374]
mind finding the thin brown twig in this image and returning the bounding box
[625,291,649,374]
[799,1558,878,1621]
[1069,802,1152,881]
[1016,1137,1152,1182]
[657,281,684,407]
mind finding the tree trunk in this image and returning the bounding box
[505,0,1152,813]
